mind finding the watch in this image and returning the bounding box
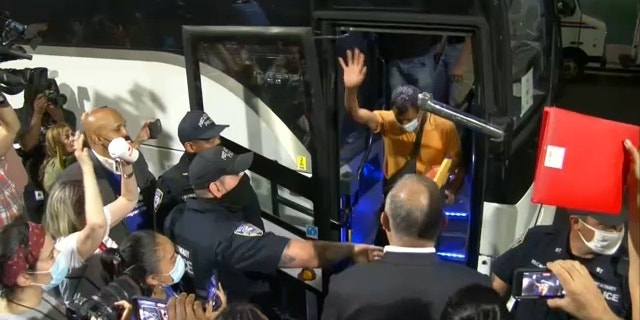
[122,171,135,179]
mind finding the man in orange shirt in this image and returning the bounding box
[339,49,462,245]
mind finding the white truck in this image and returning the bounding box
[559,0,640,78]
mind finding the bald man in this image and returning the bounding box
[322,174,490,320]
[58,107,157,243]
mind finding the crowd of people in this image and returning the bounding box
[0,46,637,320]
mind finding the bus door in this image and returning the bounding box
[311,0,560,275]
[311,0,496,269]
[182,26,338,320]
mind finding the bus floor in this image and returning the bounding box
[553,73,640,226]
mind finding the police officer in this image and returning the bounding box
[168,146,382,317]
[154,110,228,228]
[492,211,631,320]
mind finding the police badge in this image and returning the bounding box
[234,223,264,237]
[154,189,164,212]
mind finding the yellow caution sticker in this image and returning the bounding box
[296,156,307,171]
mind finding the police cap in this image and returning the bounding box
[178,110,229,145]
[570,207,627,228]
[189,146,254,189]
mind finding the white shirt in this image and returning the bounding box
[54,206,115,268]
[92,149,120,174]
[383,246,436,254]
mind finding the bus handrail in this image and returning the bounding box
[418,92,505,142]
[277,194,314,217]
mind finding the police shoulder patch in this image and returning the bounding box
[153,188,164,212]
[234,223,264,237]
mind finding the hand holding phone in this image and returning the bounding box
[513,268,565,299]
[132,296,169,320]
[207,275,227,311]
[148,119,162,139]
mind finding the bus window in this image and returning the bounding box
[509,0,552,121]
[3,0,311,52]
[248,171,313,231]
[196,39,314,173]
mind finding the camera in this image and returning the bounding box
[0,13,56,97]
[69,268,153,320]
[44,88,67,107]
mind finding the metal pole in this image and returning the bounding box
[417,92,505,141]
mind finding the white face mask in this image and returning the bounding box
[403,118,419,132]
[578,219,624,256]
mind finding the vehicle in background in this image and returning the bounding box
[558,0,640,79]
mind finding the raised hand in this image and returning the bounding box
[338,49,367,89]
[73,131,92,169]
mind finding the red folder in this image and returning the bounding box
[532,107,640,214]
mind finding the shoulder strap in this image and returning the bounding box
[409,114,428,160]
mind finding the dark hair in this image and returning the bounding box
[391,85,420,117]
[440,284,512,320]
[0,215,31,299]
[215,303,267,320]
[100,231,161,282]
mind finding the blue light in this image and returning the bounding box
[445,211,469,218]
[437,252,467,261]
[361,163,384,181]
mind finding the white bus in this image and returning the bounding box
[2,0,561,317]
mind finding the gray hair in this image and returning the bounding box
[384,174,444,240]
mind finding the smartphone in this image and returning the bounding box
[207,275,222,311]
[148,119,162,139]
[132,296,169,320]
[512,269,565,299]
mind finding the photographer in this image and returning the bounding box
[0,92,21,227]
[14,76,75,220]
[66,230,185,319]
[101,231,185,300]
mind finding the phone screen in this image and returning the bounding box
[133,297,169,320]
[516,270,565,299]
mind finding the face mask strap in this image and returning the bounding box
[579,219,622,237]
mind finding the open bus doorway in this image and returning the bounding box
[333,30,479,264]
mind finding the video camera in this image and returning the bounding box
[68,265,153,320]
[0,13,66,106]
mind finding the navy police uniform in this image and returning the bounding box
[154,154,197,226]
[154,111,228,229]
[168,146,286,310]
[493,220,631,320]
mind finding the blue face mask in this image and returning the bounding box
[168,255,186,284]
[31,249,71,291]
